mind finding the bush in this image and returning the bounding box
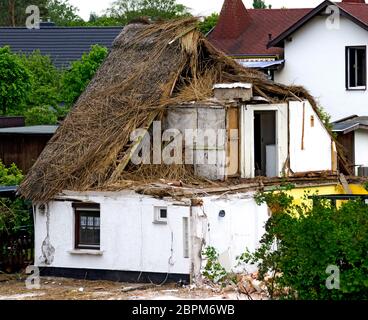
[0,162,31,234]
[25,106,58,126]
[245,189,368,300]
[202,246,229,284]
[0,161,23,186]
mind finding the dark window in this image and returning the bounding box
[73,203,100,250]
[159,208,167,219]
[346,46,366,89]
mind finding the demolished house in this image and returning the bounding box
[19,19,342,283]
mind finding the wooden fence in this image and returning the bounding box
[0,231,34,273]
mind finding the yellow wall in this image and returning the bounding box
[288,184,368,207]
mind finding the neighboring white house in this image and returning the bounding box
[269,0,368,173]
[272,0,368,121]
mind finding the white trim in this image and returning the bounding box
[68,249,103,256]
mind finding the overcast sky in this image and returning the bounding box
[68,0,324,20]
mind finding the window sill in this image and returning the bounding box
[346,87,366,91]
[68,249,103,256]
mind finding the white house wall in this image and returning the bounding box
[275,15,368,121]
[355,129,368,172]
[289,100,333,173]
[34,190,270,279]
[192,193,270,274]
[34,192,191,275]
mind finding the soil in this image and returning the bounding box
[0,274,266,300]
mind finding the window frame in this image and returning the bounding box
[153,206,168,224]
[345,46,367,91]
[73,203,101,250]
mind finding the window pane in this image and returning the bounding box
[349,48,356,87]
[160,209,167,219]
[357,48,366,86]
[77,211,100,248]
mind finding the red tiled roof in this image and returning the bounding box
[337,2,368,25]
[207,0,311,57]
[208,0,368,57]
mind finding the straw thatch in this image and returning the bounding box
[19,18,332,202]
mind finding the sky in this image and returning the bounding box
[68,0,324,21]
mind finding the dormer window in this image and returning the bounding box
[346,46,366,90]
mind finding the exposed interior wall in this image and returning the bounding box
[354,129,368,174]
[165,104,227,180]
[289,100,332,173]
[34,192,191,275]
[275,15,368,121]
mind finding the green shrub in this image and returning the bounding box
[202,246,228,284]
[0,162,31,234]
[245,190,368,300]
[0,161,23,186]
[25,106,58,126]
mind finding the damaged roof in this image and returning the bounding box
[19,18,320,202]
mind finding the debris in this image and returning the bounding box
[78,287,84,292]
[121,284,155,292]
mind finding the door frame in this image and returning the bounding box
[240,104,288,178]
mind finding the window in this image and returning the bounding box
[346,46,366,90]
[154,206,168,224]
[73,203,100,250]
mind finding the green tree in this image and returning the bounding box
[45,0,84,26]
[253,0,271,9]
[0,0,48,27]
[0,46,31,115]
[199,13,219,35]
[20,50,61,110]
[60,44,108,107]
[108,0,190,23]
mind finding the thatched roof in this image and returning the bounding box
[19,18,322,202]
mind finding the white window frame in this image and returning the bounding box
[153,206,168,224]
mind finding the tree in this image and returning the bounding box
[60,44,108,107]
[0,0,48,27]
[20,50,61,110]
[199,13,219,35]
[253,0,271,9]
[108,0,190,24]
[0,46,31,115]
[45,0,84,26]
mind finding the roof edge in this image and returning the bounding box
[267,0,368,48]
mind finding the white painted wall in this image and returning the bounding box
[355,129,368,172]
[198,193,270,272]
[34,191,191,275]
[289,100,333,173]
[34,190,270,277]
[275,15,368,121]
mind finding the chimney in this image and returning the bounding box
[208,0,251,40]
